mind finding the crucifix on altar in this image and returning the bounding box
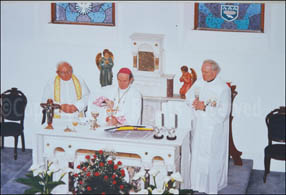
[40,99,60,129]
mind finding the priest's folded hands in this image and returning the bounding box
[192,99,206,111]
[60,104,78,113]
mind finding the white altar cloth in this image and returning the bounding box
[32,120,192,192]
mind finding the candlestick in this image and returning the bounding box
[161,113,164,127]
[155,111,162,128]
[154,111,164,139]
[175,114,178,129]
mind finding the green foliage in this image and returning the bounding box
[16,161,66,194]
[179,189,194,194]
[74,150,133,194]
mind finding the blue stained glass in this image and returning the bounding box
[57,3,68,9]
[234,19,250,30]
[199,4,211,15]
[196,3,263,32]
[53,2,114,25]
[65,6,79,22]
[101,3,112,11]
[245,4,261,18]
[88,11,105,23]
[206,14,224,28]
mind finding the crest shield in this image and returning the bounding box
[221,5,239,22]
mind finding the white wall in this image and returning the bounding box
[1,1,285,171]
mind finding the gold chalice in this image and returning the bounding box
[90,112,100,130]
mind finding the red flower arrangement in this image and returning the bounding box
[73,150,132,194]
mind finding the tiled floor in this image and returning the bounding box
[1,147,285,194]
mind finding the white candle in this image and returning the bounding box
[155,111,162,128]
[164,112,172,129]
[162,113,164,127]
[175,114,178,128]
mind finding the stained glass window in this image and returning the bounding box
[51,3,115,26]
[194,3,264,32]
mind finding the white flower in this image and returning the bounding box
[47,170,53,176]
[33,167,45,177]
[149,168,160,177]
[136,189,148,194]
[49,162,60,173]
[29,163,44,172]
[58,172,67,181]
[164,175,171,183]
[152,188,164,194]
[133,170,145,180]
[171,172,183,183]
[169,188,179,194]
[57,163,73,174]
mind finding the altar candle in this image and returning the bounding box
[155,111,162,128]
[165,112,173,129]
[175,114,178,128]
[162,113,164,127]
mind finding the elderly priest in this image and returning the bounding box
[102,67,142,126]
[186,59,231,194]
[42,61,90,118]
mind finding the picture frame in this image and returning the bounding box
[51,3,115,26]
[194,3,264,33]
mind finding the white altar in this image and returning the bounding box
[32,120,192,193]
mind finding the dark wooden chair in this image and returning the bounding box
[263,106,286,183]
[0,88,27,160]
[228,84,243,166]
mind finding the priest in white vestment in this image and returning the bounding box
[186,59,231,194]
[91,67,142,126]
[42,61,90,119]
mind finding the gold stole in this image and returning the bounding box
[54,75,82,118]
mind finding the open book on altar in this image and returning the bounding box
[104,125,154,132]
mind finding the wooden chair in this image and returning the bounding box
[263,106,286,183]
[228,84,243,165]
[0,88,27,160]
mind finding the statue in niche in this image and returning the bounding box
[96,49,114,87]
[179,66,197,99]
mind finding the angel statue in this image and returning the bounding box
[179,66,197,99]
[95,49,114,87]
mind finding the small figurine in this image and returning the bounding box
[179,66,197,99]
[96,49,114,87]
[90,112,100,130]
[40,99,60,129]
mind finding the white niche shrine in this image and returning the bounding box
[130,33,175,97]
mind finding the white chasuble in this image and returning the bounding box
[186,77,231,194]
[42,75,90,118]
[111,85,142,125]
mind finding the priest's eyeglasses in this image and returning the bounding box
[57,70,72,75]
